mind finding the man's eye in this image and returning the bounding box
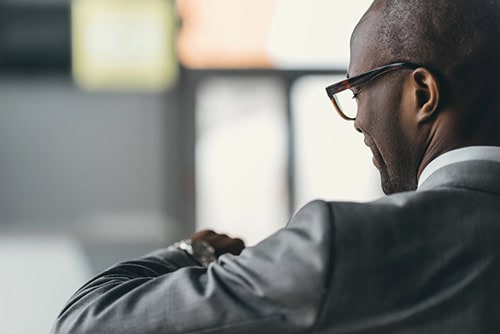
[352,92,359,100]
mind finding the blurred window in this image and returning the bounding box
[195,77,288,245]
[292,75,383,209]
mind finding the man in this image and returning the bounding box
[53,0,500,333]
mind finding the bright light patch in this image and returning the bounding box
[72,0,177,91]
[292,75,383,208]
[177,0,373,69]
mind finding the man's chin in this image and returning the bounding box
[381,179,397,195]
[380,174,417,195]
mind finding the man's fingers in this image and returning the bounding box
[189,230,246,257]
[214,237,245,256]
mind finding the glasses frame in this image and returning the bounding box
[325,62,421,121]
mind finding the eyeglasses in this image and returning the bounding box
[325,62,420,121]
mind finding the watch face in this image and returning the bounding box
[186,240,216,267]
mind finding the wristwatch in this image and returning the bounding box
[173,239,217,267]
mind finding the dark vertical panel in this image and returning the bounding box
[0,4,70,71]
[176,67,197,233]
[284,78,296,216]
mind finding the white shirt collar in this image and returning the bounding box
[417,146,500,188]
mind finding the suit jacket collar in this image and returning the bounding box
[418,146,500,187]
[418,160,500,195]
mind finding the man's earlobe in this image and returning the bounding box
[412,68,440,123]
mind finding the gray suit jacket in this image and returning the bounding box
[52,160,500,333]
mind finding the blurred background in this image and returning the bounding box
[0,0,381,332]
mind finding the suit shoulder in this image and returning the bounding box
[287,200,331,234]
[326,190,432,223]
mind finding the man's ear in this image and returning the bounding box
[410,67,440,123]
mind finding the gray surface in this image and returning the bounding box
[0,74,190,271]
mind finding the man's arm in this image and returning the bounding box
[52,200,332,334]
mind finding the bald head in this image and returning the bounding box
[354,0,500,105]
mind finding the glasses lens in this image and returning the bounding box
[332,89,358,120]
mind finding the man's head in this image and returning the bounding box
[348,0,500,194]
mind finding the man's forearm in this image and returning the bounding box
[52,201,331,334]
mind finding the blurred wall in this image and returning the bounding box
[0,74,189,272]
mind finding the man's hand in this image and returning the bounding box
[189,230,245,257]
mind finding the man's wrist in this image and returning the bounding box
[172,239,217,267]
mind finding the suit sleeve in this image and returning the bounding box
[51,200,333,334]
